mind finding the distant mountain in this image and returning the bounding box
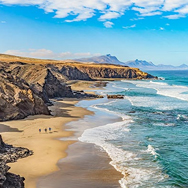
[177,64,188,69]
[125,59,188,70]
[75,54,126,66]
[125,59,156,69]
[75,55,188,70]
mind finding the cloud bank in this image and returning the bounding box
[1,0,188,27]
[4,49,100,59]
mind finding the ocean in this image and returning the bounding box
[78,70,188,188]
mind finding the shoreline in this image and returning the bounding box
[37,98,123,188]
[1,80,124,188]
[1,98,94,188]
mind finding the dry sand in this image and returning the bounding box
[1,99,93,188]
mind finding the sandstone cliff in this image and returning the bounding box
[0,67,50,121]
[56,63,155,80]
[9,63,73,103]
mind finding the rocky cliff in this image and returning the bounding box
[4,61,156,102]
[0,66,50,121]
[0,54,156,121]
[59,63,155,79]
[9,63,73,103]
[0,135,33,188]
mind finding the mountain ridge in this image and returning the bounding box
[75,54,126,66]
[74,54,188,70]
[126,59,188,70]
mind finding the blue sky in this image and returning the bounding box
[1,0,188,65]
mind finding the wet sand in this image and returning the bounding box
[38,142,122,188]
[37,99,123,188]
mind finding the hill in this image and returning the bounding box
[0,53,76,64]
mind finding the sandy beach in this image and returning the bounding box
[37,99,123,188]
[1,99,93,188]
[0,81,123,188]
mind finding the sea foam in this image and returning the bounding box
[78,108,165,188]
[120,80,188,111]
[147,145,159,158]
[122,80,188,102]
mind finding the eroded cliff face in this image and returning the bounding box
[59,65,92,80]
[59,64,155,79]
[9,63,74,103]
[5,61,156,83]
[0,135,33,188]
[0,68,50,121]
[43,69,73,99]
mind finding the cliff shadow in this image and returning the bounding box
[0,124,22,133]
[50,100,81,118]
[51,108,80,118]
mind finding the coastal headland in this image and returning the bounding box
[0,54,157,187]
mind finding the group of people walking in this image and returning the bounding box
[39,127,52,133]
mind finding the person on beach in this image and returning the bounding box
[44,128,47,133]
[49,127,52,132]
[39,129,41,133]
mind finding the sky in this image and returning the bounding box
[1,1,188,65]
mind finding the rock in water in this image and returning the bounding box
[107,95,124,99]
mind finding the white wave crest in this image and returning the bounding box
[147,145,159,158]
[79,118,166,188]
[121,80,188,110]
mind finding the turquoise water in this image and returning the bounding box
[79,71,188,188]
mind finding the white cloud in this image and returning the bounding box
[1,0,188,25]
[139,11,162,16]
[123,24,136,29]
[160,27,164,30]
[1,21,6,23]
[132,6,161,16]
[103,21,114,28]
[164,14,185,19]
[99,11,122,21]
[176,4,188,14]
[4,49,100,59]
[162,0,188,11]
[5,50,28,57]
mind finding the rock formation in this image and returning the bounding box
[9,63,73,103]
[107,95,124,99]
[0,67,50,121]
[0,135,33,188]
[62,63,154,79]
